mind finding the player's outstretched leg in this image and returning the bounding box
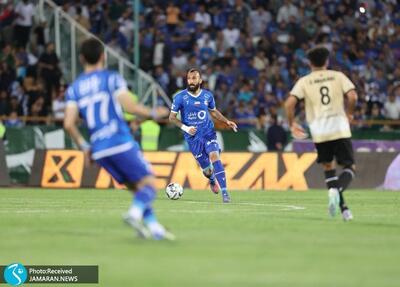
[203,164,219,194]
[338,166,356,221]
[124,184,155,239]
[125,180,175,240]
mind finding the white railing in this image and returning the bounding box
[37,0,171,107]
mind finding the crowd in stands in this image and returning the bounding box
[0,0,64,127]
[0,0,400,139]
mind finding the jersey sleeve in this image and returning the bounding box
[112,73,128,98]
[208,93,216,110]
[340,72,356,94]
[290,78,305,100]
[65,86,78,107]
[171,94,182,113]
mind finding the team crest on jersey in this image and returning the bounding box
[204,100,208,105]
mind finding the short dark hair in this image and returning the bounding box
[186,68,202,78]
[307,46,330,67]
[80,38,104,65]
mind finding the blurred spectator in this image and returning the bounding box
[75,6,90,30]
[0,2,14,45]
[352,106,367,129]
[394,83,400,104]
[234,100,258,129]
[88,2,107,35]
[4,110,23,127]
[9,96,23,116]
[118,9,134,45]
[52,85,65,125]
[1,0,399,131]
[171,49,188,74]
[222,21,239,50]
[65,0,89,19]
[253,50,269,71]
[277,0,299,24]
[214,82,234,111]
[154,65,170,92]
[0,90,9,116]
[266,114,287,151]
[249,5,272,38]
[13,0,35,48]
[108,0,125,22]
[384,94,400,120]
[238,80,254,102]
[23,75,42,114]
[0,62,16,93]
[368,103,385,130]
[15,46,28,79]
[0,2,14,29]
[27,96,47,125]
[195,5,211,29]
[38,43,61,101]
[231,0,250,31]
[105,23,128,52]
[0,44,15,69]
[153,33,171,69]
[166,2,180,32]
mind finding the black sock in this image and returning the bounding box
[324,169,338,189]
[339,192,347,211]
[338,168,355,192]
[338,168,355,211]
[325,170,347,211]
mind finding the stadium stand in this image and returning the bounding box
[0,0,399,133]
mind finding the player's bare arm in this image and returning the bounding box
[118,91,168,119]
[63,104,91,166]
[169,111,197,135]
[284,95,307,139]
[345,89,358,122]
[209,109,238,131]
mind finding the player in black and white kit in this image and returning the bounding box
[285,46,358,221]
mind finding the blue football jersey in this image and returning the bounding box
[65,69,134,160]
[171,89,216,141]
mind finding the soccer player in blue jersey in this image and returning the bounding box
[63,38,174,240]
[168,68,238,203]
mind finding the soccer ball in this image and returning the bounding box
[165,183,184,200]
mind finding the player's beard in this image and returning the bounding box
[188,83,200,92]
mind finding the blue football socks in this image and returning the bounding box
[143,206,157,224]
[129,185,156,220]
[212,160,227,194]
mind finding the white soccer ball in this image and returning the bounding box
[165,183,184,200]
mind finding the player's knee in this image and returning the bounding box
[125,182,137,192]
[209,152,219,163]
[322,162,334,170]
[134,176,156,192]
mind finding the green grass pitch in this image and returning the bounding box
[1,188,399,287]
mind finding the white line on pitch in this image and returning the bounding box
[183,200,306,211]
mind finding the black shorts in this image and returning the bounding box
[314,138,354,166]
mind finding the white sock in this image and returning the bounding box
[128,206,143,221]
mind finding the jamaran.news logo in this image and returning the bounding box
[3,263,27,286]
